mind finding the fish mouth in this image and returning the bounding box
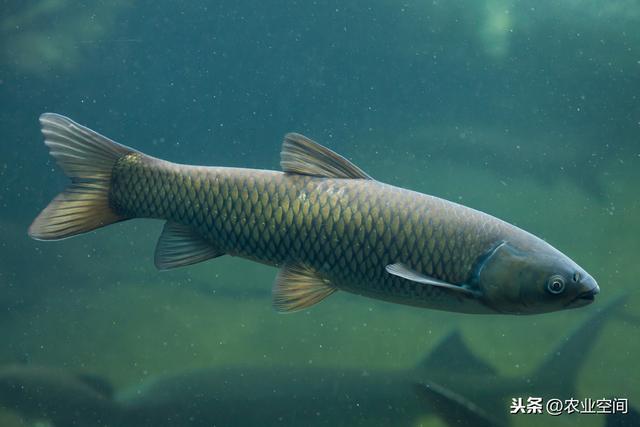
[567,277,600,307]
[577,290,597,302]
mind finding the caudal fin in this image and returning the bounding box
[530,294,627,396]
[29,113,134,240]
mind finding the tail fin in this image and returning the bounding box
[29,113,135,240]
[530,294,627,396]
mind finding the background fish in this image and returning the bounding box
[0,365,120,426]
[0,294,626,427]
[419,294,629,425]
[2,3,637,427]
[29,113,598,315]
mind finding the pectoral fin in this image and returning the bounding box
[272,264,337,313]
[385,263,481,298]
[154,222,225,270]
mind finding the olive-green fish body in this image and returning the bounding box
[29,114,600,315]
[111,153,510,312]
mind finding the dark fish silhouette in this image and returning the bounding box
[0,296,625,427]
[0,365,120,426]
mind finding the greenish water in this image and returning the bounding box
[0,1,638,426]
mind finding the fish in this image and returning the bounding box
[116,363,498,427]
[29,113,599,314]
[392,125,608,200]
[0,356,495,427]
[0,295,626,427]
[0,364,121,426]
[421,294,629,425]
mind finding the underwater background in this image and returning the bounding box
[0,1,638,426]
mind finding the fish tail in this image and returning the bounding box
[530,294,626,395]
[29,113,134,240]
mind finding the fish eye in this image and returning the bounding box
[546,275,566,294]
[572,271,581,282]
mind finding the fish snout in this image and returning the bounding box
[577,275,599,302]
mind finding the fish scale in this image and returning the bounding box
[108,152,502,309]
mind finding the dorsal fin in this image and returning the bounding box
[418,331,497,378]
[280,133,372,179]
[413,381,505,427]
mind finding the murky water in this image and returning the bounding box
[1,1,638,426]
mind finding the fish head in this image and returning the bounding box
[476,241,599,314]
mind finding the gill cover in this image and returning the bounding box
[475,241,529,312]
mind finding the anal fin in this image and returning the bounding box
[273,264,337,313]
[154,222,224,270]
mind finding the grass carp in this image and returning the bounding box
[29,113,599,314]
